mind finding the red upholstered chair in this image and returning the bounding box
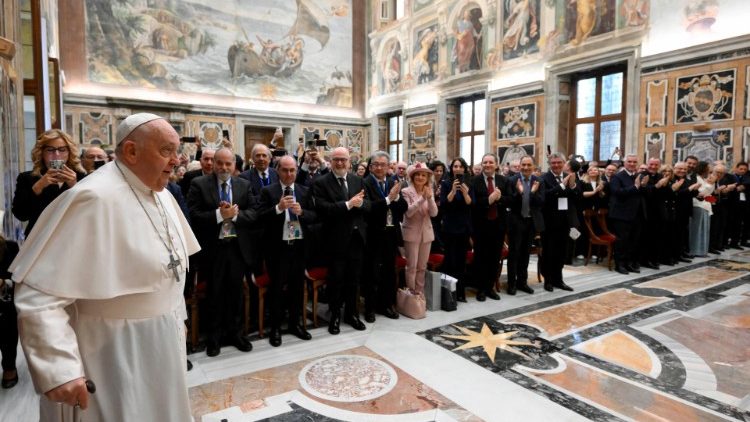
[583,209,615,270]
[427,253,444,272]
[251,272,270,338]
[304,267,328,328]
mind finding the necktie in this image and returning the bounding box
[261,172,268,186]
[284,186,298,221]
[487,176,497,220]
[556,174,563,184]
[221,182,229,203]
[338,177,348,198]
[522,178,531,218]
[379,181,386,195]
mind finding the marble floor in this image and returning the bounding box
[2,252,750,421]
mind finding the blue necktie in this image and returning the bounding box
[221,182,230,203]
[284,186,298,221]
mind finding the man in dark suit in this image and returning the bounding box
[362,151,406,322]
[609,154,647,275]
[507,156,544,295]
[639,158,665,270]
[672,162,700,263]
[728,162,750,248]
[258,156,315,347]
[312,147,371,335]
[240,143,279,197]
[470,153,510,301]
[187,148,256,357]
[296,149,329,187]
[179,148,214,196]
[540,153,577,292]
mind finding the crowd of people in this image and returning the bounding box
[3,121,750,419]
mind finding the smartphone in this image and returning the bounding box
[272,149,287,157]
[315,139,327,147]
[49,160,64,170]
[454,174,464,183]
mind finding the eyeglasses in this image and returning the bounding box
[331,157,348,163]
[44,147,68,154]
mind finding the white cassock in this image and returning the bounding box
[10,161,200,422]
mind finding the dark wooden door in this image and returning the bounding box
[244,126,281,161]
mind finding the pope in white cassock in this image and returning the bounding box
[10,113,200,421]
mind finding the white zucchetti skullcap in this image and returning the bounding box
[115,113,164,144]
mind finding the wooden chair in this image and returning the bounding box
[250,273,270,338]
[582,208,615,270]
[303,267,328,328]
[186,272,251,349]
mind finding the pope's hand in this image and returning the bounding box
[46,377,89,409]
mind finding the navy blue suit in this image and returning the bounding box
[507,174,544,290]
[540,172,580,286]
[609,170,646,268]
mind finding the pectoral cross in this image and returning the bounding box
[168,253,181,282]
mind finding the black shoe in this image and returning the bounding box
[2,371,18,389]
[476,291,486,301]
[206,340,220,357]
[289,323,312,341]
[729,244,743,250]
[378,307,400,319]
[518,285,534,294]
[554,282,574,291]
[717,247,725,252]
[187,360,193,371]
[507,286,517,295]
[625,264,640,273]
[328,314,341,335]
[615,265,629,275]
[642,262,658,270]
[683,253,695,259]
[269,327,282,347]
[457,295,467,303]
[741,242,750,248]
[543,282,553,292]
[486,290,500,300]
[708,248,720,254]
[343,314,366,331]
[677,256,692,263]
[231,335,253,352]
[364,310,376,323]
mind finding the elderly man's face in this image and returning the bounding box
[253,147,271,172]
[549,157,564,174]
[82,147,107,172]
[624,156,638,173]
[128,120,180,191]
[277,157,297,186]
[370,156,388,179]
[213,149,235,182]
[481,155,497,177]
[647,159,661,174]
[331,148,350,176]
[509,160,520,172]
[520,157,534,178]
[396,163,407,177]
[674,163,687,178]
[200,149,215,174]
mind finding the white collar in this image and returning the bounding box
[116,161,151,195]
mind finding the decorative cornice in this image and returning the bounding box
[641,34,750,74]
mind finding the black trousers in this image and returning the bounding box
[710,203,728,250]
[0,291,17,371]
[442,232,470,294]
[267,241,305,328]
[640,214,662,265]
[472,222,505,293]
[328,233,365,317]
[507,215,534,289]
[541,223,567,284]
[612,218,642,266]
[206,239,246,342]
[363,228,399,312]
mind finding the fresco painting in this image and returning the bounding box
[561,0,617,46]
[85,0,353,107]
[380,38,402,95]
[412,23,439,84]
[450,5,483,74]
[502,0,541,60]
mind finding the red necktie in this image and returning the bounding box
[487,176,497,220]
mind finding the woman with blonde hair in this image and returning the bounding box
[401,162,438,295]
[12,129,86,236]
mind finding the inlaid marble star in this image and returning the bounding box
[441,323,539,362]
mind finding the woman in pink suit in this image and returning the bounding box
[401,163,438,294]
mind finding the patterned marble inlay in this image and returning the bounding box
[503,289,667,339]
[299,355,398,403]
[636,267,743,295]
[574,330,660,377]
[521,355,730,422]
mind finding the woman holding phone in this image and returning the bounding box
[12,129,86,237]
[439,157,473,302]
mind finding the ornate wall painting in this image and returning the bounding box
[497,103,537,140]
[450,5,483,75]
[617,0,649,28]
[645,132,665,161]
[562,0,617,46]
[743,127,750,162]
[412,23,439,85]
[502,0,541,60]
[84,0,353,107]
[346,129,364,153]
[405,113,437,164]
[413,0,434,13]
[673,129,732,164]
[645,79,667,127]
[675,69,735,124]
[79,112,113,145]
[684,0,719,33]
[198,122,226,150]
[497,143,535,166]
[323,128,344,147]
[380,38,402,95]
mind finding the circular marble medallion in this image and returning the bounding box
[298,355,398,402]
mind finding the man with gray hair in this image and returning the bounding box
[609,153,647,274]
[362,151,406,321]
[540,152,577,292]
[240,143,278,197]
[11,113,200,420]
